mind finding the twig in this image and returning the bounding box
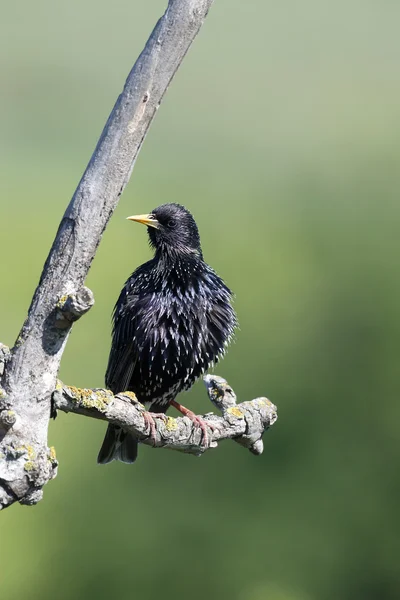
[53,375,277,457]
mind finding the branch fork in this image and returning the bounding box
[0,0,278,511]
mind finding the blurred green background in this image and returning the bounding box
[1,1,400,599]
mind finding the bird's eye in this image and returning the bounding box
[167,218,176,228]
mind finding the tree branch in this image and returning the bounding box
[53,375,277,457]
[0,0,217,511]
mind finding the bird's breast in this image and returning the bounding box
[133,278,233,404]
[118,259,236,406]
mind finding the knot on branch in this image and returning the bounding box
[55,287,95,329]
[0,443,58,509]
[204,374,238,409]
[0,409,16,430]
[203,375,277,455]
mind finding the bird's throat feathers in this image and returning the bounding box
[154,243,204,273]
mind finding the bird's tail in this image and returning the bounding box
[97,424,138,464]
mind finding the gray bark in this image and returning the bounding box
[0,0,278,511]
[53,374,277,456]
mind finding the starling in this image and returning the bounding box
[97,203,237,464]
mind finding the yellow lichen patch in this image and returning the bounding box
[26,445,36,460]
[119,390,140,402]
[164,416,178,431]
[67,385,81,399]
[13,444,35,459]
[66,385,111,412]
[55,380,63,391]
[209,388,220,401]
[227,407,244,418]
[257,398,273,409]
[24,461,36,473]
[0,388,5,398]
[56,294,69,308]
[48,446,57,463]
[84,390,110,412]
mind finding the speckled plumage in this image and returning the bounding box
[98,203,237,464]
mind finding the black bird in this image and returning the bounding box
[97,203,237,464]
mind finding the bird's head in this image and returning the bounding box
[127,203,202,257]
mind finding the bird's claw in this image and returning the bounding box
[143,412,168,446]
[186,413,220,448]
[193,414,210,447]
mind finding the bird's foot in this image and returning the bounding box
[143,412,168,446]
[170,400,218,447]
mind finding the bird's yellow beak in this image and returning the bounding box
[126,214,160,229]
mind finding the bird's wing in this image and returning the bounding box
[105,290,140,394]
[204,272,237,359]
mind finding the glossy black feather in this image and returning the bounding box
[98,203,237,464]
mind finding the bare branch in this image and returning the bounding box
[0,0,216,510]
[53,375,278,457]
